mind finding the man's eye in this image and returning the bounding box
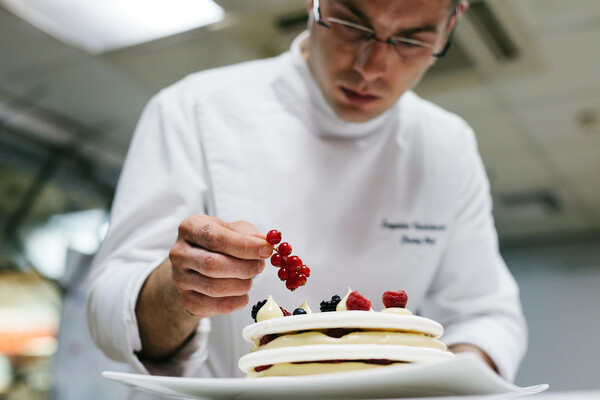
[334,23,369,40]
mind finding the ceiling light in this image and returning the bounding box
[0,0,225,54]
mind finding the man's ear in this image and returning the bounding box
[452,1,469,28]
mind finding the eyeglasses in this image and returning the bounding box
[312,0,459,58]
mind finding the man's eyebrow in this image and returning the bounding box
[336,0,371,24]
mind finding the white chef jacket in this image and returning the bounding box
[86,32,527,382]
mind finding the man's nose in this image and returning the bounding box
[353,40,389,81]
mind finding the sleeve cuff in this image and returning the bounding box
[441,315,527,382]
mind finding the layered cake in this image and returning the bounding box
[238,289,454,378]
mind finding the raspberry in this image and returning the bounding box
[266,230,282,245]
[259,334,279,346]
[280,307,291,316]
[320,295,341,312]
[251,299,267,322]
[325,328,352,338]
[382,290,408,308]
[346,291,371,311]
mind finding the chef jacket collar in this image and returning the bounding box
[278,31,401,140]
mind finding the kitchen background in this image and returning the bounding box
[0,0,599,398]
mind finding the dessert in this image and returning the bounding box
[239,289,454,378]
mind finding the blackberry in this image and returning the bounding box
[251,299,267,322]
[293,308,307,315]
[320,294,341,312]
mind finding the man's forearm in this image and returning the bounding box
[135,259,200,361]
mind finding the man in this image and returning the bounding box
[87,0,527,381]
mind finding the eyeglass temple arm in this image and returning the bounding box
[313,1,331,28]
[433,6,460,58]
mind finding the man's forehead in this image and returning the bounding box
[330,0,453,29]
[332,0,454,14]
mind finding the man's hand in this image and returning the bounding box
[170,216,272,317]
[135,216,272,361]
[449,343,499,374]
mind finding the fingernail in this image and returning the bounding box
[260,245,272,258]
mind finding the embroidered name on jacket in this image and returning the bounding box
[381,219,447,246]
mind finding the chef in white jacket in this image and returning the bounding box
[86,0,527,382]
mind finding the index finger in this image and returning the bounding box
[180,217,273,260]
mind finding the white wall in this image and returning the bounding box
[503,239,600,391]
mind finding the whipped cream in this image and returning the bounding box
[381,307,413,315]
[299,300,312,314]
[256,295,284,322]
[336,287,353,311]
[253,330,447,352]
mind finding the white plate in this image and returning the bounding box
[103,356,548,400]
[102,357,548,400]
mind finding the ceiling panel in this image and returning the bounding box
[217,0,303,14]
[508,0,600,32]
[510,92,600,152]
[493,185,591,238]
[0,8,76,77]
[493,27,600,104]
[571,177,600,222]
[464,112,530,163]
[549,144,600,184]
[15,59,150,134]
[485,150,556,194]
[421,86,498,118]
[105,29,260,94]
[1,0,599,245]
[495,208,590,240]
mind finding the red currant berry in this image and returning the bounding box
[277,242,292,257]
[278,267,290,281]
[285,280,299,291]
[266,230,282,245]
[294,273,307,286]
[301,265,310,277]
[287,256,302,270]
[287,266,299,279]
[270,253,283,267]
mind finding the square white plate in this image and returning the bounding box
[103,355,548,399]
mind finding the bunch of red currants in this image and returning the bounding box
[266,229,310,291]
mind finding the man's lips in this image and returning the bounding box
[341,87,379,105]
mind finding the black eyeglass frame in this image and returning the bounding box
[312,0,460,58]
